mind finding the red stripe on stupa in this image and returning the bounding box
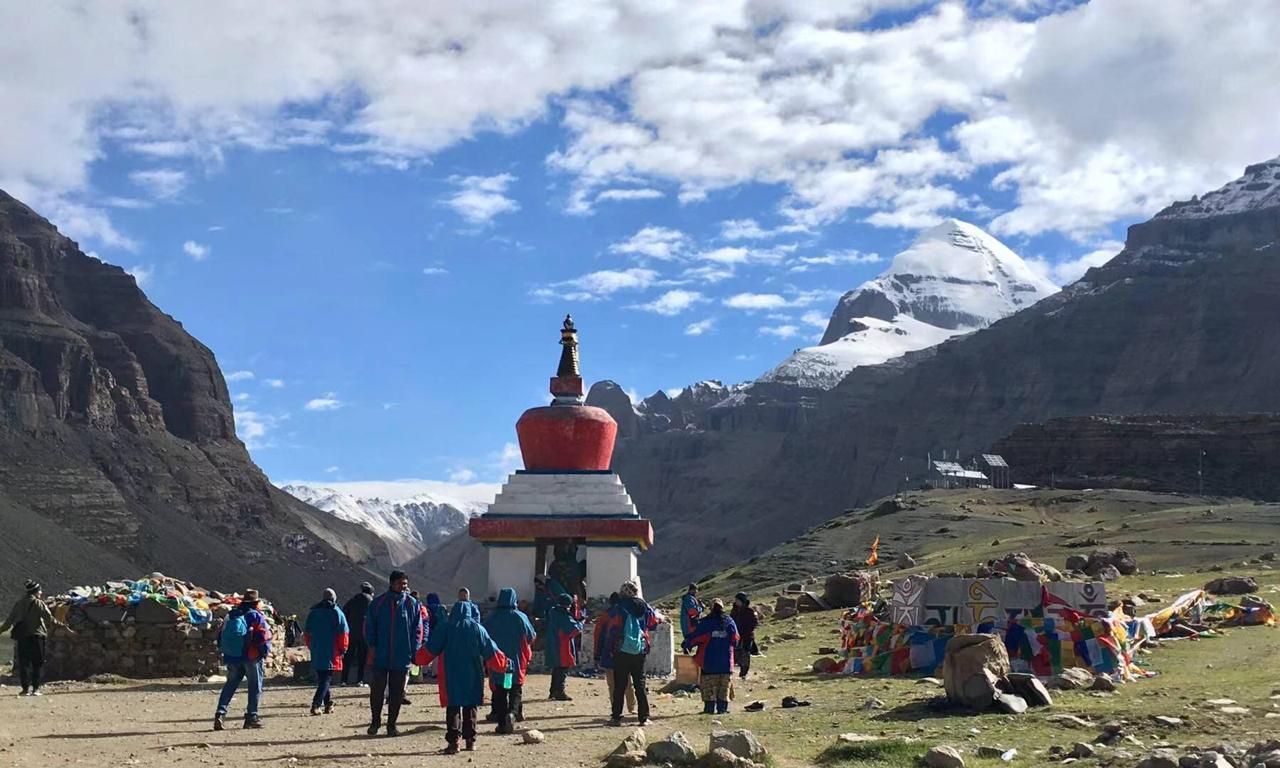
[469,517,653,548]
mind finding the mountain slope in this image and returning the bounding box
[760,219,1058,391]
[282,483,488,565]
[0,189,383,608]
[610,157,1280,593]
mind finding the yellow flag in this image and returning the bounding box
[865,535,880,566]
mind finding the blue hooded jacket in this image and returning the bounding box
[424,602,506,707]
[483,588,536,686]
[304,598,350,671]
[682,613,740,675]
[364,590,424,671]
[544,601,583,669]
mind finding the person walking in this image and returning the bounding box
[482,587,535,733]
[679,583,703,640]
[423,593,445,680]
[213,588,272,730]
[605,580,660,727]
[683,598,740,715]
[363,570,424,737]
[341,583,374,686]
[594,593,635,715]
[729,592,759,679]
[0,579,73,696]
[419,600,507,753]
[304,588,349,716]
[544,593,582,701]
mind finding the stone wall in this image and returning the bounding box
[526,620,675,677]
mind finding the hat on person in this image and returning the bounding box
[243,588,260,603]
[25,579,40,594]
[619,580,639,598]
[360,582,374,594]
[734,591,749,605]
[457,587,471,601]
[426,592,442,608]
[322,588,337,602]
[687,582,700,593]
[608,592,620,606]
[557,593,574,606]
[389,569,407,583]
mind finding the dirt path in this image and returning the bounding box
[0,672,776,768]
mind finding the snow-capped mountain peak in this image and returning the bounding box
[1155,157,1280,220]
[760,219,1057,390]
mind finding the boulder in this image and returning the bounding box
[134,600,180,624]
[812,657,839,674]
[942,634,1010,711]
[994,693,1027,714]
[699,747,762,768]
[897,553,917,569]
[774,596,799,620]
[647,732,697,765]
[709,729,765,761]
[1136,749,1180,768]
[1204,576,1258,595]
[1065,555,1089,572]
[1094,564,1122,581]
[1002,673,1053,707]
[1086,549,1138,577]
[1048,667,1095,690]
[611,728,647,757]
[606,752,647,768]
[822,572,877,608]
[925,745,967,768]
[523,729,545,744]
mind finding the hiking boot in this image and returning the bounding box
[607,717,622,727]
[18,689,30,697]
[484,711,498,723]
[716,701,729,714]
[323,703,333,714]
[499,714,514,735]
[400,697,412,706]
[243,717,264,729]
[551,692,572,701]
[386,724,400,738]
[702,701,716,715]
[366,722,380,736]
[637,718,653,727]
[30,690,42,696]
[309,706,322,716]
[444,743,459,755]
[213,715,225,731]
[465,739,475,752]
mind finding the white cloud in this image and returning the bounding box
[448,468,477,483]
[324,465,340,474]
[684,318,715,336]
[724,293,788,311]
[444,173,519,225]
[609,226,687,261]
[234,392,251,402]
[182,239,210,261]
[422,266,449,276]
[304,392,342,411]
[1029,239,1124,285]
[759,324,799,339]
[264,378,285,388]
[596,188,664,203]
[789,249,883,272]
[800,310,829,329]
[125,264,154,287]
[226,370,255,382]
[234,408,281,451]
[719,218,808,241]
[532,268,661,302]
[630,289,706,316]
[129,169,188,200]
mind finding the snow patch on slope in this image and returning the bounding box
[1155,157,1280,219]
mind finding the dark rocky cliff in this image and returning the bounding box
[0,189,383,609]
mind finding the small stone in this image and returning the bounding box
[1091,676,1117,692]
[1071,742,1097,758]
[918,677,943,686]
[1135,749,1179,768]
[1050,667,1096,690]
[863,697,886,710]
[839,733,881,744]
[925,745,966,768]
[1205,698,1236,706]
[522,729,545,744]
[994,693,1027,714]
[611,728,647,757]
[1219,706,1250,715]
[1152,716,1183,728]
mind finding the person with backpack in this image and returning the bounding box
[304,588,349,716]
[593,592,635,715]
[341,582,374,686]
[682,598,740,715]
[679,583,703,640]
[482,587,536,734]
[213,588,273,730]
[363,570,424,737]
[605,580,660,727]
[544,592,583,701]
[418,600,508,753]
[729,592,759,679]
[0,579,73,697]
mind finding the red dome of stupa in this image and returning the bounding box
[515,316,618,472]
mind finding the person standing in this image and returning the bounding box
[213,588,272,730]
[0,579,73,696]
[419,600,507,753]
[304,588,349,715]
[423,593,445,679]
[544,593,583,701]
[482,587,536,734]
[679,583,703,640]
[683,599,740,715]
[363,570,424,737]
[605,580,660,727]
[341,583,374,686]
[729,592,759,679]
[594,593,635,715]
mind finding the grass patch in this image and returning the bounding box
[817,739,921,767]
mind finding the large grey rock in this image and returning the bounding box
[943,634,1010,711]
[994,693,1027,714]
[1049,667,1096,690]
[611,728,647,757]
[1204,576,1259,595]
[1003,673,1053,707]
[925,745,967,768]
[1136,749,1180,768]
[709,729,765,761]
[647,732,697,765]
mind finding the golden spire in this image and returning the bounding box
[557,314,579,377]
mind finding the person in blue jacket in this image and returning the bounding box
[363,570,424,737]
[680,583,703,639]
[544,592,583,701]
[419,600,507,753]
[304,588,350,716]
[214,588,272,731]
[682,598,740,714]
[482,587,536,734]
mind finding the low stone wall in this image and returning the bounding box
[526,620,675,677]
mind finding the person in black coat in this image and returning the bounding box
[729,592,759,679]
[341,582,375,686]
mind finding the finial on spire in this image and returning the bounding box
[551,314,585,404]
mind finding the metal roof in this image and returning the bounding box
[981,454,1008,467]
[932,460,964,472]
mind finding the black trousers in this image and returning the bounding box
[446,705,477,745]
[343,638,368,684]
[492,682,522,725]
[549,666,568,696]
[736,643,752,677]
[368,668,407,726]
[16,636,46,692]
[611,651,649,721]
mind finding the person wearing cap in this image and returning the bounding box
[604,579,660,727]
[0,579,72,696]
[363,570,424,737]
[682,598,740,715]
[304,588,350,716]
[679,583,703,641]
[544,592,583,701]
[593,592,635,715]
[418,597,508,753]
[341,582,375,687]
[730,592,759,679]
[482,587,536,733]
[214,588,273,730]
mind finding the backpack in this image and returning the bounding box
[220,611,251,657]
[618,609,646,656]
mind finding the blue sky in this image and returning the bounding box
[3,1,1277,489]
